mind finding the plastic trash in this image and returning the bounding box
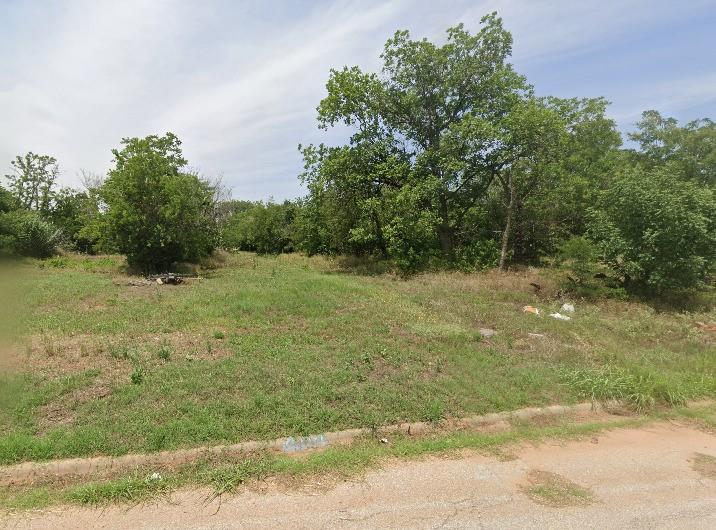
[560,303,575,313]
[282,434,329,453]
[523,306,540,315]
[479,328,496,338]
[148,472,162,481]
[549,313,571,321]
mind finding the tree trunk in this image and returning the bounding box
[499,174,516,271]
[372,209,388,259]
[437,194,454,258]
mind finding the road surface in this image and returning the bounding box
[3,422,715,529]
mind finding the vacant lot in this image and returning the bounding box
[0,252,714,465]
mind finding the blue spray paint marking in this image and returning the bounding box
[282,434,329,453]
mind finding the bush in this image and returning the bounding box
[101,133,217,272]
[48,188,101,253]
[454,239,501,272]
[588,166,716,293]
[220,201,296,254]
[5,211,61,258]
[556,236,624,299]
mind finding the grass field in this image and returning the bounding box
[0,252,714,466]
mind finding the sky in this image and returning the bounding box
[1,0,715,201]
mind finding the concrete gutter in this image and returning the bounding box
[0,401,618,486]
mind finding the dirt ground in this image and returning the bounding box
[3,422,715,529]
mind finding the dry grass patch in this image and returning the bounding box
[4,331,234,378]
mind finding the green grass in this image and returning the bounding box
[0,413,648,512]
[0,252,714,465]
[1,403,714,513]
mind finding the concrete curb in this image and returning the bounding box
[0,400,618,486]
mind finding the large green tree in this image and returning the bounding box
[301,14,600,271]
[101,133,217,272]
[4,152,59,214]
[628,110,716,186]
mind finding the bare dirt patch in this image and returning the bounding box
[37,384,113,433]
[520,469,596,507]
[4,331,234,378]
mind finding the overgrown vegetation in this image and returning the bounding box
[1,14,714,294]
[0,253,713,466]
[0,13,714,506]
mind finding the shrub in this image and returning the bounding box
[8,211,61,258]
[220,201,297,254]
[131,366,145,385]
[588,166,716,292]
[101,133,217,272]
[556,236,624,299]
[454,239,500,272]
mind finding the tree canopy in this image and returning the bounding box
[101,133,217,272]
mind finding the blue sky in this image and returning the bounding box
[1,0,715,200]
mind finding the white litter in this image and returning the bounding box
[560,303,575,313]
[549,313,571,321]
[148,472,162,481]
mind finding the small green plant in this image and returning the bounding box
[108,344,130,360]
[47,256,69,268]
[212,330,225,340]
[156,341,171,361]
[130,366,145,385]
[424,400,445,423]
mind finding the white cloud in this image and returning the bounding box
[608,72,716,125]
[1,0,715,199]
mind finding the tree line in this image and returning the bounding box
[2,13,715,294]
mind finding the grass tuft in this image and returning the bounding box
[562,366,689,410]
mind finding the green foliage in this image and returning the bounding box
[101,133,217,272]
[563,366,688,410]
[298,16,621,273]
[588,166,716,292]
[0,186,18,256]
[3,152,58,214]
[300,14,536,271]
[0,185,16,213]
[629,110,716,186]
[130,366,145,385]
[5,210,61,258]
[454,239,500,272]
[555,236,624,299]
[221,200,297,254]
[48,188,102,253]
